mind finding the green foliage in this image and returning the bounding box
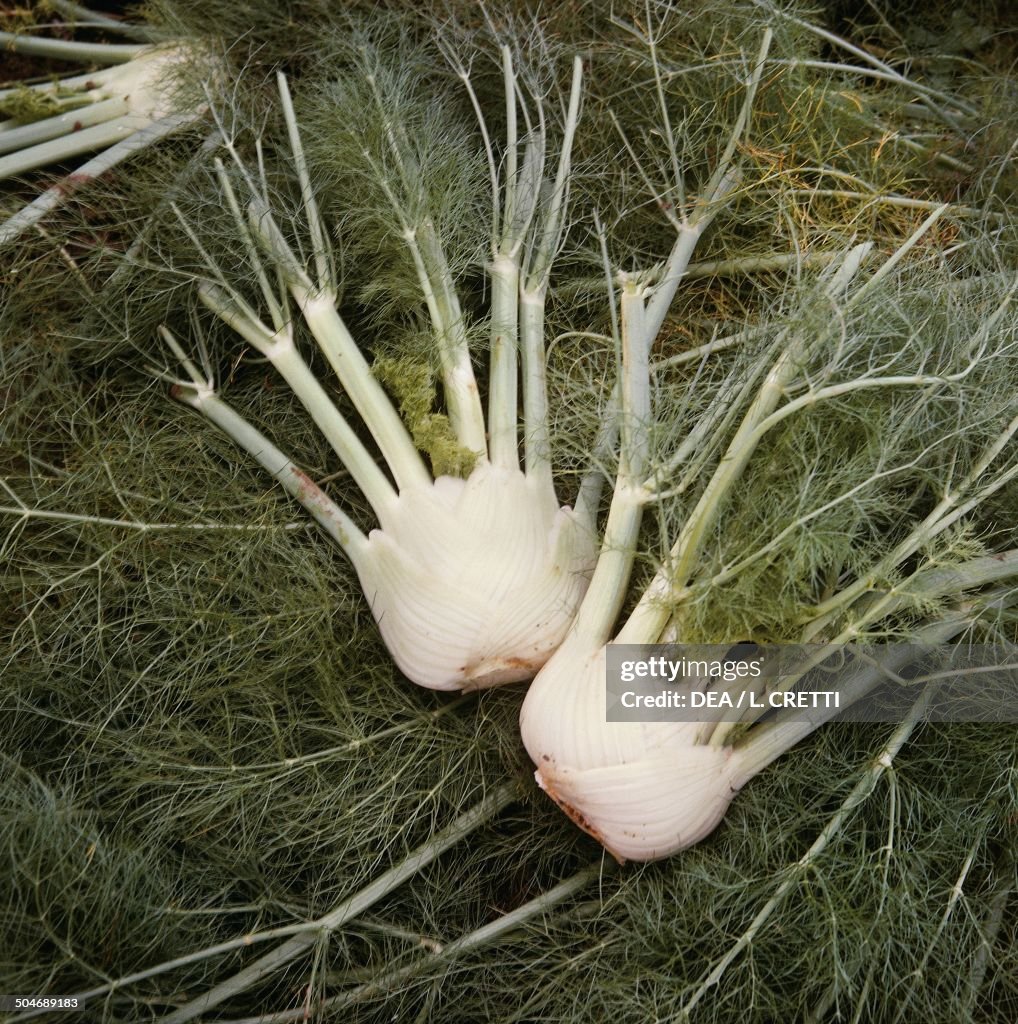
[296,28,490,325]
[644,256,1018,643]
[372,356,477,478]
[0,84,64,123]
[1,2,1017,1022]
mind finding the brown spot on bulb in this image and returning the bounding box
[535,767,626,865]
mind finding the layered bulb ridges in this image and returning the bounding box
[520,638,747,862]
[352,465,598,691]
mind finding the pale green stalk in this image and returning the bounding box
[454,44,584,478]
[573,381,620,532]
[573,211,621,530]
[196,286,398,520]
[47,0,156,41]
[361,67,487,454]
[487,254,521,467]
[732,365,984,456]
[157,327,366,558]
[572,281,652,644]
[789,189,991,218]
[618,317,812,644]
[518,56,582,487]
[0,97,131,155]
[0,67,109,101]
[479,48,534,470]
[192,156,398,518]
[158,783,518,1024]
[171,388,363,554]
[650,330,783,497]
[0,112,200,245]
[519,289,552,483]
[406,218,489,455]
[227,80,431,492]
[0,114,148,178]
[0,29,142,63]
[524,57,583,291]
[209,156,285,324]
[577,29,774,643]
[297,293,433,490]
[617,212,946,648]
[275,74,331,293]
[0,505,307,533]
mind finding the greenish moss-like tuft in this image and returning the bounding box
[0,85,64,123]
[374,355,477,478]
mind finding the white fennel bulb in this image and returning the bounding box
[521,637,743,861]
[95,44,192,121]
[159,55,599,690]
[0,14,213,243]
[354,465,595,689]
[0,44,198,181]
[521,212,1018,861]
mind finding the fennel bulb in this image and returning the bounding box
[523,638,742,860]
[0,44,190,181]
[349,463,594,688]
[522,228,1018,861]
[0,8,209,244]
[160,54,599,691]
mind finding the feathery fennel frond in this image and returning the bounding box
[2,3,1017,1022]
